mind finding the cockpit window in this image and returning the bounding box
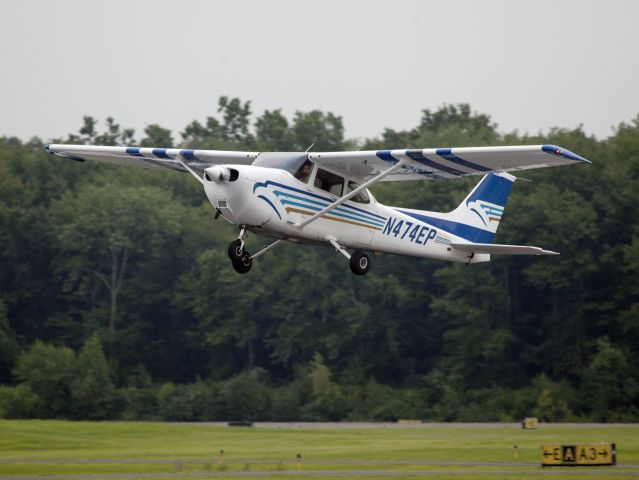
[347,181,370,203]
[294,159,313,184]
[314,168,344,197]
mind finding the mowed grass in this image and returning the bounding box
[0,420,638,479]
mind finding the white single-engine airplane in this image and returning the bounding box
[45,143,590,275]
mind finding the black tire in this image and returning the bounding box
[350,251,371,275]
[232,251,252,274]
[228,239,244,261]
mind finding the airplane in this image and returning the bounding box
[45,143,590,275]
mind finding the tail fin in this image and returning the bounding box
[395,172,516,244]
[446,172,515,243]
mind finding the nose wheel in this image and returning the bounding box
[228,229,252,274]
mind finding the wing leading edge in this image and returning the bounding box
[45,144,259,173]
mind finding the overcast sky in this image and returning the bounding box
[2,0,638,144]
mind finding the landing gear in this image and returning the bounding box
[349,251,372,275]
[231,251,252,274]
[227,239,244,262]
[228,229,285,274]
[228,227,252,274]
[328,239,372,276]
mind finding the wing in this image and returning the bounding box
[308,145,590,182]
[45,144,259,173]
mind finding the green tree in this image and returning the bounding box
[94,117,135,146]
[0,299,18,382]
[70,334,118,419]
[303,353,346,420]
[255,109,294,150]
[581,337,636,420]
[292,110,346,151]
[0,384,44,418]
[13,341,76,418]
[52,184,183,334]
[66,116,134,145]
[221,369,271,420]
[218,96,253,143]
[141,124,174,147]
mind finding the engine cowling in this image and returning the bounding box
[204,165,236,183]
[202,165,273,226]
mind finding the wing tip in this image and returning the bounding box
[542,145,591,164]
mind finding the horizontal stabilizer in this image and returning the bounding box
[450,243,559,256]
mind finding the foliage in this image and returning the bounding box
[0,100,638,421]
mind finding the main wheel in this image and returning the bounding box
[228,239,244,261]
[232,251,252,274]
[349,251,371,275]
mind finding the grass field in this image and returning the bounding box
[0,421,637,479]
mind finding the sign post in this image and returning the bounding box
[541,444,616,467]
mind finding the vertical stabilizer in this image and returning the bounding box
[394,172,516,244]
[451,172,515,239]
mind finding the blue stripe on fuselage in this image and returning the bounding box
[282,200,384,228]
[273,191,385,226]
[395,209,495,243]
[253,180,387,221]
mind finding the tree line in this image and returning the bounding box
[0,98,637,421]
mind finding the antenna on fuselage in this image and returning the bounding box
[304,142,315,153]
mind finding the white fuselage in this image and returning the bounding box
[203,165,487,264]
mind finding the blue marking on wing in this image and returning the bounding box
[126,147,144,157]
[152,148,170,159]
[436,148,492,172]
[376,150,399,164]
[180,149,198,161]
[405,150,466,176]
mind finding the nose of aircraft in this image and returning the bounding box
[202,166,273,226]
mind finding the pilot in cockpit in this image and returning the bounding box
[294,159,313,183]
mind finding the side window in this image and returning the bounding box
[314,168,344,196]
[347,181,370,204]
[293,159,313,184]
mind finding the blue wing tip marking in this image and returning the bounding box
[542,145,591,163]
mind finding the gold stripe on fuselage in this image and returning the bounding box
[284,207,382,231]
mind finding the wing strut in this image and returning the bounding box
[295,161,404,230]
[174,155,204,185]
